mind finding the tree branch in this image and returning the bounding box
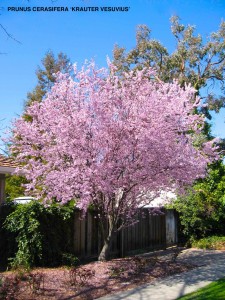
[0,24,21,44]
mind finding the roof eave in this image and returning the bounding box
[0,166,16,174]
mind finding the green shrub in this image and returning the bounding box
[171,162,225,241]
[4,201,43,270]
[61,253,79,267]
[192,236,225,250]
[1,200,75,270]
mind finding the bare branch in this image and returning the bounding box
[0,24,21,44]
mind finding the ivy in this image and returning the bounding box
[4,202,43,269]
[2,201,74,270]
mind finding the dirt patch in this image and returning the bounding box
[0,252,196,300]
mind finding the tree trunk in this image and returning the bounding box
[98,217,115,261]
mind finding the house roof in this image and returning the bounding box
[0,154,18,174]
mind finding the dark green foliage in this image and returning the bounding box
[0,203,17,271]
[171,162,225,240]
[0,201,75,270]
[61,253,79,267]
[4,201,43,270]
[37,202,75,267]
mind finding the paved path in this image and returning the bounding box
[99,249,225,300]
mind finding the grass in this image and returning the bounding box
[178,277,225,299]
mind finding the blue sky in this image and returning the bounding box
[0,0,225,150]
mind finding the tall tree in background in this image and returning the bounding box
[113,16,225,115]
[25,51,71,108]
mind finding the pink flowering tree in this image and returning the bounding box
[12,62,218,260]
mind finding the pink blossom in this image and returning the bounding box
[11,62,218,225]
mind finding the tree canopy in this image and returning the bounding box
[11,62,218,259]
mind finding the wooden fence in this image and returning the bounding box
[73,209,177,258]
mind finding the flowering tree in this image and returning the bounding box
[12,62,218,260]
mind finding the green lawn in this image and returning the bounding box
[177,278,225,299]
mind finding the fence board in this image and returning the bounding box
[72,209,177,258]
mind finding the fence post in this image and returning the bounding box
[165,209,177,246]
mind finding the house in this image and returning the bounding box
[0,154,17,204]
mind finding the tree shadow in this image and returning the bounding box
[75,249,225,300]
